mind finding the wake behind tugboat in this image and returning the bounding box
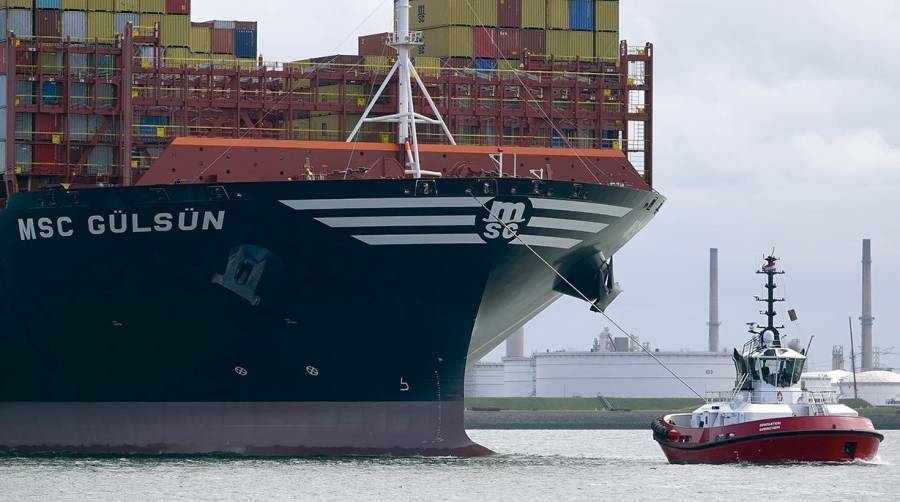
[652,256,883,463]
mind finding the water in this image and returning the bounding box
[0,430,896,501]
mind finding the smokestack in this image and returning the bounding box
[506,327,525,358]
[861,239,874,371]
[708,248,721,352]
[832,345,845,371]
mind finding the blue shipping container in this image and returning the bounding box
[41,82,62,106]
[137,115,168,144]
[35,0,63,9]
[234,29,257,58]
[474,58,497,70]
[569,0,595,31]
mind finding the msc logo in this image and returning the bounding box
[479,199,530,242]
[417,5,425,23]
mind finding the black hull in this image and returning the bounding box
[0,178,662,455]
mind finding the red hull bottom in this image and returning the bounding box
[656,431,882,464]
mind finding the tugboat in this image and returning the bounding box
[652,256,883,463]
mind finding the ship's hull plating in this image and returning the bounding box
[0,178,662,456]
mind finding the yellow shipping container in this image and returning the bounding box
[413,56,442,78]
[595,30,619,61]
[87,12,115,40]
[163,46,192,67]
[410,0,474,30]
[420,26,473,58]
[363,55,391,75]
[138,13,162,36]
[88,0,115,11]
[140,0,165,13]
[6,0,32,8]
[472,0,498,27]
[596,0,619,32]
[547,30,593,60]
[521,0,544,29]
[161,14,190,47]
[190,24,210,53]
[62,0,89,10]
[547,0,569,30]
[115,0,139,12]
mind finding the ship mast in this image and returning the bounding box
[346,0,456,178]
[750,255,786,348]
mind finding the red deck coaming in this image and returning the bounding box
[655,415,882,463]
[137,138,651,189]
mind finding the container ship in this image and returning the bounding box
[0,0,663,456]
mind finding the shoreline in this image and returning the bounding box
[464,410,900,430]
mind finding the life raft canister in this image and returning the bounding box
[777,391,784,402]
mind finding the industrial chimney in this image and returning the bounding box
[861,239,874,371]
[506,327,525,358]
[708,248,721,352]
[832,345,845,371]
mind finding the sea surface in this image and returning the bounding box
[0,430,897,501]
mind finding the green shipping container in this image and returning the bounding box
[88,0,115,11]
[595,30,618,61]
[161,14,190,47]
[547,30,593,60]
[419,25,473,58]
[87,11,115,40]
[521,0,545,29]
[596,0,619,32]
[410,0,474,30]
[115,0,140,12]
[62,0,89,10]
[546,0,568,30]
[140,0,165,13]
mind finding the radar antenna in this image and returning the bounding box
[346,0,456,178]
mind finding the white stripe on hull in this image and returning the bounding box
[530,198,632,217]
[528,217,609,233]
[512,235,582,249]
[352,234,486,246]
[316,215,476,228]
[281,198,491,210]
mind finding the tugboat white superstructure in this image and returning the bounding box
[652,256,883,463]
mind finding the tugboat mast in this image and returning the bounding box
[751,255,785,347]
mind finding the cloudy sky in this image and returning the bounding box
[193,1,899,370]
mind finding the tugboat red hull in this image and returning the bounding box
[653,416,883,464]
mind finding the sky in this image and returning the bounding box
[192,1,900,370]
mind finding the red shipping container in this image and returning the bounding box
[497,29,521,58]
[33,145,62,174]
[473,28,497,58]
[166,0,191,15]
[35,9,62,39]
[358,33,393,57]
[235,21,257,30]
[522,29,546,56]
[211,28,235,54]
[498,0,522,28]
[35,113,63,142]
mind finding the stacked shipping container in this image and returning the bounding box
[1,1,651,198]
[410,0,619,64]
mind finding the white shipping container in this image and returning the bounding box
[213,20,236,29]
[0,141,5,174]
[69,114,89,142]
[114,13,140,36]
[0,75,6,108]
[7,9,33,37]
[15,143,32,173]
[70,82,90,108]
[15,113,32,141]
[62,11,88,39]
[69,54,90,76]
[16,81,34,106]
[87,145,115,176]
[0,112,6,141]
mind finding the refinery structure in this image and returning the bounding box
[0,0,652,199]
[467,242,900,406]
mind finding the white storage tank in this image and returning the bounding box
[464,362,504,398]
[839,371,900,406]
[503,356,535,397]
